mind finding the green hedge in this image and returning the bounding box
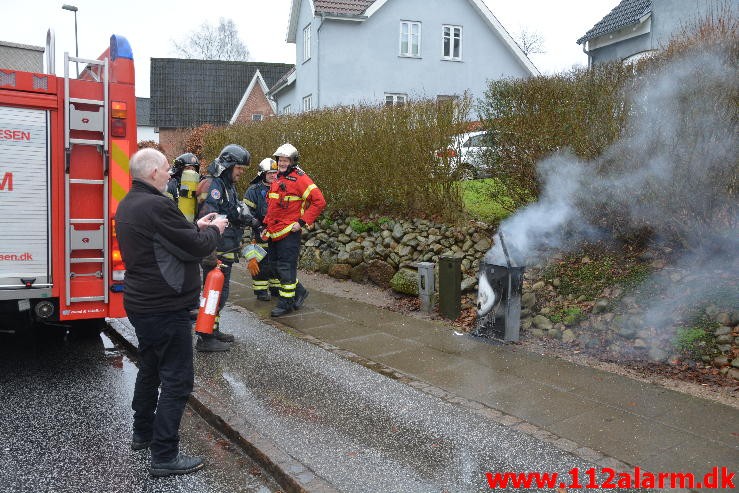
[195,97,472,221]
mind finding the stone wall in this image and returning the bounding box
[297,216,494,295]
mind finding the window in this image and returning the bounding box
[399,21,421,57]
[442,25,462,60]
[252,114,263,121]
[385,93,407,106]
[302,95,313,112]
[303,25,311,62]
[282,105,291,115]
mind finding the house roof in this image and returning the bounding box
[577,0,652,45]
[229,70,278,124]
[136,97,151,126]
[314,0,375,15]
[150,59,293,128]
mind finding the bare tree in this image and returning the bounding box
[172,18,250,61]
[515,28,545,56]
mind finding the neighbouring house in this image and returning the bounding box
[150,58,293,154]
[0,40,44,72]
[577,0,738,66]
[136,97,158,144]
[269,0,537,114]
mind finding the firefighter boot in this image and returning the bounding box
[212,316,235,342]
[293,284,309,310]
[255,290,271,302]
[195,334,230,352]
[270,298,294,317]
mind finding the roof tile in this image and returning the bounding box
[151,59,293,128]
[577,0,651,45]
[313,0,376,16]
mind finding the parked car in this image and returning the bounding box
[435,131,498,180]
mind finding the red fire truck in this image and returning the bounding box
[0,32,136,332]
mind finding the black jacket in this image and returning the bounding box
[115,179,221,314]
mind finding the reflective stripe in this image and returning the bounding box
[283,195,302,202]
[283,282,298,290]
[269,279,281,287]
[217,252,236,260]
[268,192,280,199]
[243,198,256,208]
[253,280,268,289]
[264,223,296,240]
[302,184,316,200]
[279,290,296,298]
[110,140,130,208]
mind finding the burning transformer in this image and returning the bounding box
[474,231,525,342]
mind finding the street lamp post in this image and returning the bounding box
[62,4,79,76]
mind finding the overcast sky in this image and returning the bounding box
[2,0,620,98]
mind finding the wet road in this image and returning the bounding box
[114,309,644,492]
[0,328,280,493]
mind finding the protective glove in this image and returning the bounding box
[247,258,260,276]
[202,250,218,270]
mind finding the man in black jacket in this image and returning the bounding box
[115,148,228,477]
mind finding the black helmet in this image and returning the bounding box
[173,152,199,171]
[212,144,251,177]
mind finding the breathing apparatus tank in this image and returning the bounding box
[178,168,200,222]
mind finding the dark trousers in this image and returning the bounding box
[252,245,277,293]
[217,261,233,312]
[270,231,302,302]
[129,309,194,463]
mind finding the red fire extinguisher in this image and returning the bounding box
[195,261,225,335]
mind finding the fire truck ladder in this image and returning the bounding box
[63,53,110,305]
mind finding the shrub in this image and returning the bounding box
[195,97,474,220]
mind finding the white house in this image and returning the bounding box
[577,0,738,66]
[269,0,538,113]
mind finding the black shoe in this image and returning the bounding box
[150,452,204,477]
[256,291,271,302]
[270,303,293,317]
[293,288,309,310]
[131,435,151,451]
[195,335,230,352]
[213,329,235,343]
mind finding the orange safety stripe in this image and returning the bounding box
[110,140,131,209]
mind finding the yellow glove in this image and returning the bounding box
[247,258,260,277]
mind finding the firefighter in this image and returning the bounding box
[262,144,326,317]
[196,144,254,351]
[243,158,280,301]
[166,153,200,222]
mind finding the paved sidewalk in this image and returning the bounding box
[228,268,738,486]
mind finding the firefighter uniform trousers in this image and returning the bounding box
[269,232,302,303]
[250,244,280,296]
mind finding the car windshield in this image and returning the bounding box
[465,133,494,147]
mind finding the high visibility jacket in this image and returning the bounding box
[263,168,326,241]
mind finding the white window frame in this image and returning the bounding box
[399,21,421,58]
[251,114,263,121]
[282,104,291,115]
[442,25,462,61]
[303,25,312,62]
[302,94,313,112]
[385,93,407,106]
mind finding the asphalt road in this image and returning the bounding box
[114,308,645,492]
[0,327,280,493]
